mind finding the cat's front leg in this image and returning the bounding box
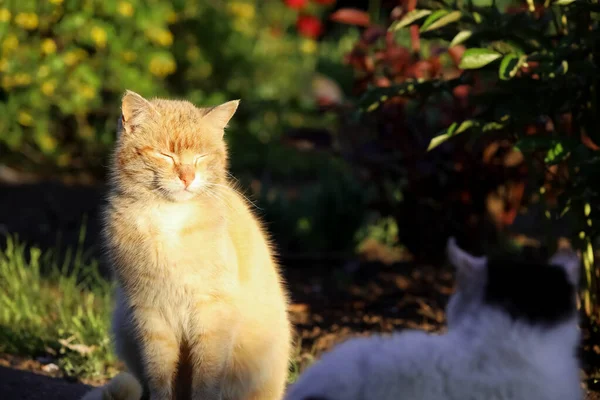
[189,328,235,400]
[188,306,237,400]
[135,310,180,400]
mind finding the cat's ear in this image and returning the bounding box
[120,90,155,135]
[548,246,580,286]
[203,100,240,133]
[447,237,487,274]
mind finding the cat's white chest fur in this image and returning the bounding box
[133,200,233,277]
[146,202,195,235]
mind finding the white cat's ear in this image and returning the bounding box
[549,247,580,286]
[203,100,240,132]
[120,90,155,135]
[447,237,487,273]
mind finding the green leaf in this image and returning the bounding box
[535,137,578,165]
[490,40,525,56]
[554,0,576,5]
[545,142,566,165]
[482,121,505,131]
[427,120,477,151]
[513,137,575,163]
[427,133,452,151]
[498,54,525,80]
[455,120,475,134]
[389,9,432,31]
[459,48,502,69]
[450,30,472,47]
[420,10,450,32]
[420,10,462,32]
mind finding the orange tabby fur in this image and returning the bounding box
[99,91,292,400]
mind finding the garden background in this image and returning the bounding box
[0,0,599,398]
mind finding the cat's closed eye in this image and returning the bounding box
[153,151,175,163]
[194,154,207,165]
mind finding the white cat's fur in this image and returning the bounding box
[285,238,583,400]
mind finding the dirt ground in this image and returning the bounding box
[0,181,599,399]
[1,260,599,399]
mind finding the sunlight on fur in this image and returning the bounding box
[79,91,292,400]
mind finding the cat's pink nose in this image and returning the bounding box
[178,168,195,188]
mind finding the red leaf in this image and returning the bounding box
[447,45,465,67]
[452,84,470,100]
[296,15,324,38]
[330,8,371,27]
[284,0,308,9]
[581,130,600,151]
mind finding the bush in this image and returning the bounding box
[0,1,351,178]
[0,1,370,254]
[321,0,600,319]
[0,0,174,175]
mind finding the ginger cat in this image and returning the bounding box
[87,91,292,400]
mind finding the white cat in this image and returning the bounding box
[285,237,583,400]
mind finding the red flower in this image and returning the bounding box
[285,0,307,9]
[313,0,336,5]
[296,15,323,38]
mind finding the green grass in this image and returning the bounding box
[0,235,117,380]
[0,234,313,384]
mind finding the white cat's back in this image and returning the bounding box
[287,327,582,400]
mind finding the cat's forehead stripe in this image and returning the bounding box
[483,258,576,325]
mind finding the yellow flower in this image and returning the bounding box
[14,73,32,86]
[2,34,18,52]
[75,48,88,60]
[38,134,58,153]
[118,1,134,17]
[0,9,11,22]
[122,51,137,62]
[41,39,57,55]
[157,30,173,46]
[49,0,64,4]
[64,51,78,66]
[149,56,176,77]
[81,85,95,99]
[227,2,255,20]
[18,111,34,126]
[15,13,39,30]
[186,47,200,62]
[2,75,13,89]
[147,28,173,46]
[0,59,7,72]
[300,39,317,54]
[41,80,57,96]
[91,26,107,48]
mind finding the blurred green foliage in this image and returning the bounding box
[0,0,354,174]
[0,0,371,254]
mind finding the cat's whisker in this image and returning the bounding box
[200,187,236,214]
[207,182,262,211]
